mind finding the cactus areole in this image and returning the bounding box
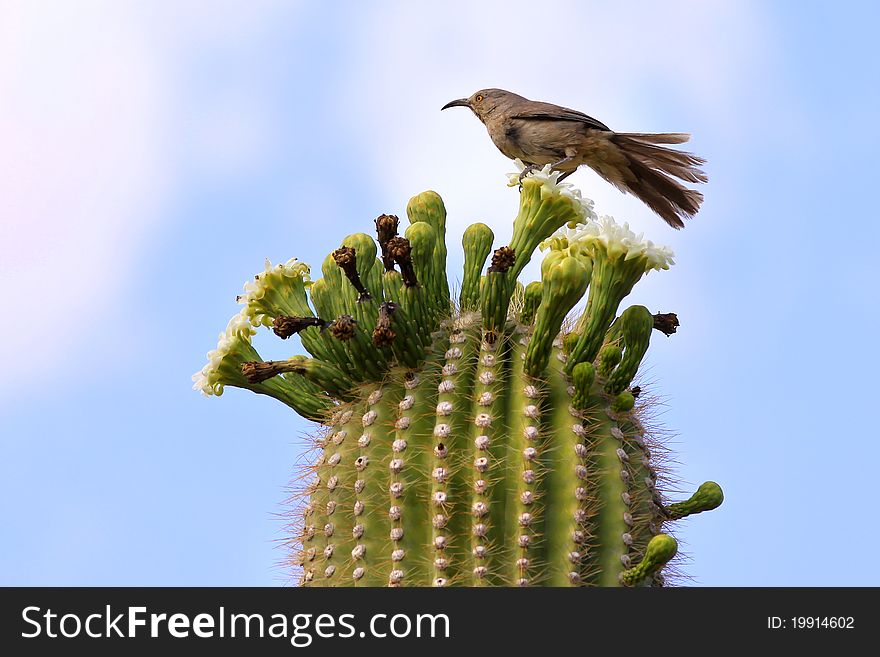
[194,160,723,587]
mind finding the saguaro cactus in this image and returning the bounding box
[193,162,723,587]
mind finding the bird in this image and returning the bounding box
[441,88,707,229]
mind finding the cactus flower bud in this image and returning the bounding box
[519,281,543,325]
[621,534,678,586]
[665,481,725,520]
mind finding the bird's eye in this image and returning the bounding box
[475,94,484,102]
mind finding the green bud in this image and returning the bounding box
[539,249,566,280]
[611,391,635,413]
[383,269,404,301]
[480,270,510,334]
[666,481,724,520]
[405,221,438,300]
[567,240,593,268]
[407,191,448,302]
[605,305,653,395]
[308,277,336,318]
[460,223,494,310]
[384,268,426,334]
[621,533,678,586]
[407,190,446,234]
[598,344,622,377]
[319,252,357,320]
[571,361,595,410]
[341,233,378,280]
[520,281,543,325]
[405,221,436,261]
[524,255,590,376]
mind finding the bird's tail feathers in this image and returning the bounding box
[618,132,691,145]
[611,133,707,229]
[616,134,707,184]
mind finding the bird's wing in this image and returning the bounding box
[510,101,612,132]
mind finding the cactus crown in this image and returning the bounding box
[194,160,722,587]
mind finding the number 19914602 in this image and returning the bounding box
[768,617,854,630]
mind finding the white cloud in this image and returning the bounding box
[0,3,167,395]
[0,1,293,400]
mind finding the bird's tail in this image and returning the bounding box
[612,133,707,229]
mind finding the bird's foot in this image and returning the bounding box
[518,164,539,188]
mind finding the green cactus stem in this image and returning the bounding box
[621,533,678,586]
[604,305,654,395]
[194,162,722,587]
[407,191,450,309]
[611,391,636,413]
[665,481,725,520]
[460,223,495,311]
[523,252,591,377]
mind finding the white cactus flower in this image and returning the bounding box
[541,214,675,272]
[507,159,597,223]
[191,309,257,396]
[237,257,311,326]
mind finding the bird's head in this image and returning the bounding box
[441,88,521,122]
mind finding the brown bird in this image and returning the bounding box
[442,88,707,228]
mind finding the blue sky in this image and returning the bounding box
[1,0,877,585]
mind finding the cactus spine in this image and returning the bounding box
[194,163,722,587]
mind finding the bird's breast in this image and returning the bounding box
[484,119,524,160]
[486,117,568,166]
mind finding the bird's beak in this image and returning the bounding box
[441,98,469,111]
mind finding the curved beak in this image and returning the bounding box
[441,98,469,111]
